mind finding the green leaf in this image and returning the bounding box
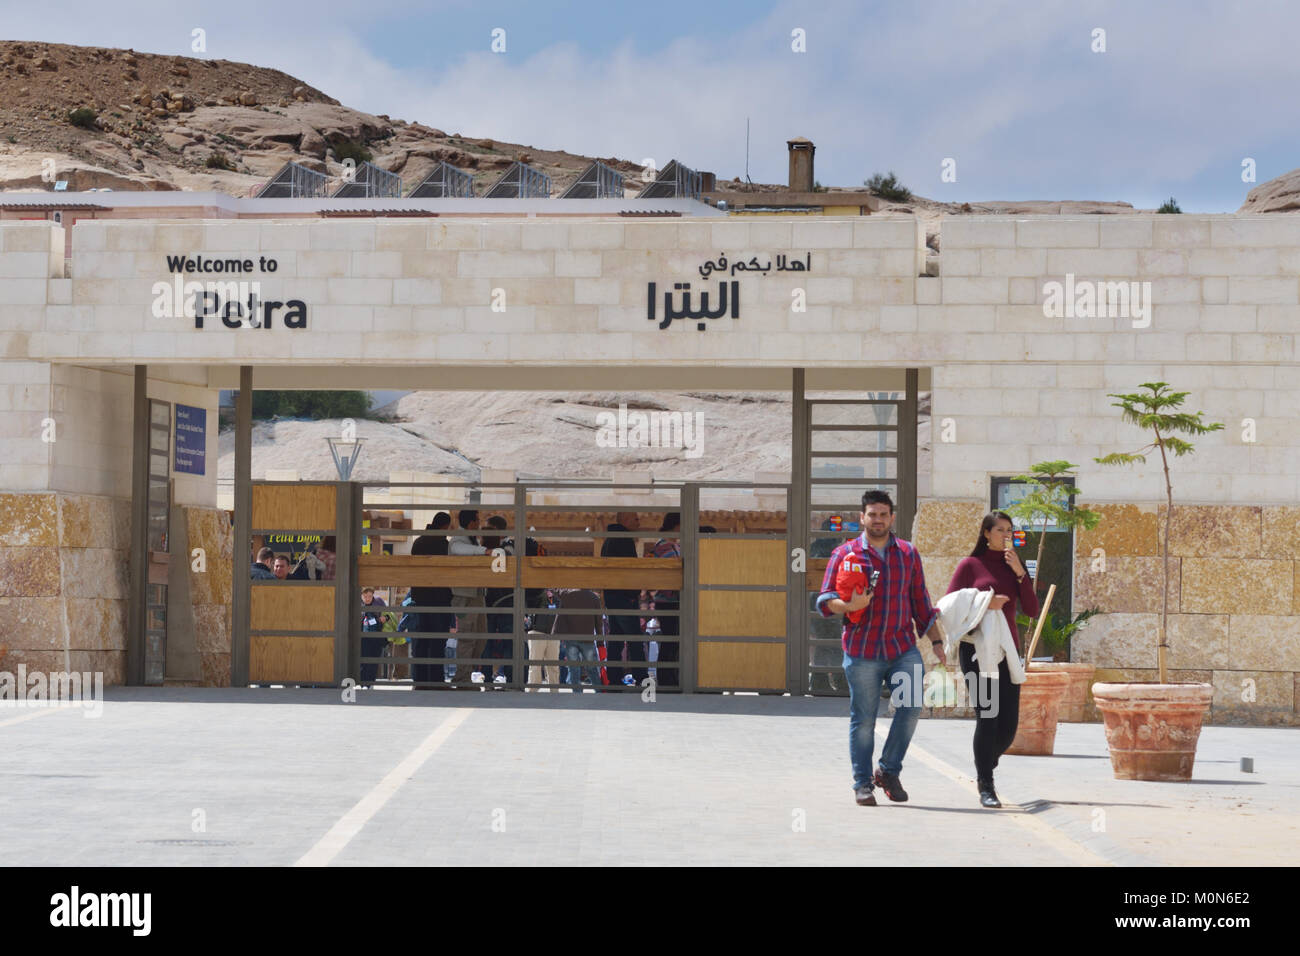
[1095,452,1146,466]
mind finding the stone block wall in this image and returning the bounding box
[910,498,1299,727]
[186,505,233,686]
[1074,503,1299,726]
[0,491,231,687]
[0,491,129,683]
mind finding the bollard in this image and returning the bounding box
[1240,757,1254,773]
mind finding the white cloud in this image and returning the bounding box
[6,0,1300,207]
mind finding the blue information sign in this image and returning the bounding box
[174,404,207,475]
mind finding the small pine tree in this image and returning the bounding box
[1156,197,1182,214]
[1095,383,1223,682]
[864,171,912,202]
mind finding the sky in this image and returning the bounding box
[4,0,1299,211]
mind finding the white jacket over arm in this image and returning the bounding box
[935,587,1026,684]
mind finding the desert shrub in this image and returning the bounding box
[864,171,911,202]
[67,107,97,129]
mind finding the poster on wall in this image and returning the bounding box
[174,404,207,475]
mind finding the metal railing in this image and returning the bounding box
[345,479,795,693]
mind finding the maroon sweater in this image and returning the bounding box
[945,551,1041,651]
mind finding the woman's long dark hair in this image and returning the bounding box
[970,511,1013,557]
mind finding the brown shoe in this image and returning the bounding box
[854,787,877,806]
[873,769,909,803]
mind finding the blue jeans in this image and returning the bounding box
[564,641,601,686]
[843,647,925,792]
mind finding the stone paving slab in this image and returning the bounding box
[1,688,1295,866]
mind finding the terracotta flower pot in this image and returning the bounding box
[1091,682,1213,781]
[1027,661,1095,723]
[1004,670,1071,756]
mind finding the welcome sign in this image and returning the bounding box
[151,254,309,329]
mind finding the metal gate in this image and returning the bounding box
[801,373,919,695]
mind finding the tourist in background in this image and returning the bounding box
[251,546,275,580]
[449,510,488,685]
[601,511,643,686]
[359,586,389,684]
[410,514,455,687]
[647,513,682,687]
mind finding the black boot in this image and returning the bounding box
[978,777,1001,808]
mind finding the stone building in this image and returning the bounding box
[0,191,1295,724]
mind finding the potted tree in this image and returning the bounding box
[1092,383,1223,781]
[1006,461,1103,726]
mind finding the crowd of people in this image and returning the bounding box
[250,510,685,690]
[249,538,337,582]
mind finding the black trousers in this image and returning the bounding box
[656,600,680,687]
[411,613,452,685]
[360,632,386,683]
[605,592,645,684]
[486,611,513,681]
[959,642,1020,783]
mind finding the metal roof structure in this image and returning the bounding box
[407,161,475,198]
[0,189,724,218]
[636,159,702,200]
[330,161,402,199]
[560,161,624,199]
[484,161,551,199]
[255,161,331,199]
[0,200,109,210]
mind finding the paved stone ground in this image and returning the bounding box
[2,687,1295,866]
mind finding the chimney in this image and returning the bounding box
[787,137,814,192]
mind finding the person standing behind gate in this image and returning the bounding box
[251,547,275,580]
[647,513,682,687]
[552,588,605,690]
[359,587,389,683]
[816,490,943,806]
[317,536,337,581]
[410,514,454,687]
[481,515,513,684]
[449,509,488,685]
[601,511,643,686]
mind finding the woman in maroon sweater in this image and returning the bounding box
[945,511,1040,808]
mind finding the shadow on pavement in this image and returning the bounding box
[890,804,1007,815]
[1020,799,1170,811]
[1034,753,1109,759]
[99,685,867,719]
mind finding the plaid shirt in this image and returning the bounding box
[815,532,938,661]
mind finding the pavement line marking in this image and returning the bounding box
[0,707,73,729]
[295,708,473,868]
[877,727,1113,867]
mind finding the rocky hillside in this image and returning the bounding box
[0,40,648,195]
[217,390,933,486]
[2,39,1248,210]
[1238,170,1300,213]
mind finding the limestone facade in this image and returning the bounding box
[1,214,1296,712]
[912,499,1300,727]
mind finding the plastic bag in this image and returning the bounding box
[924,665,957,708]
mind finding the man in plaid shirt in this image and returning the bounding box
[816,490,944,806]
